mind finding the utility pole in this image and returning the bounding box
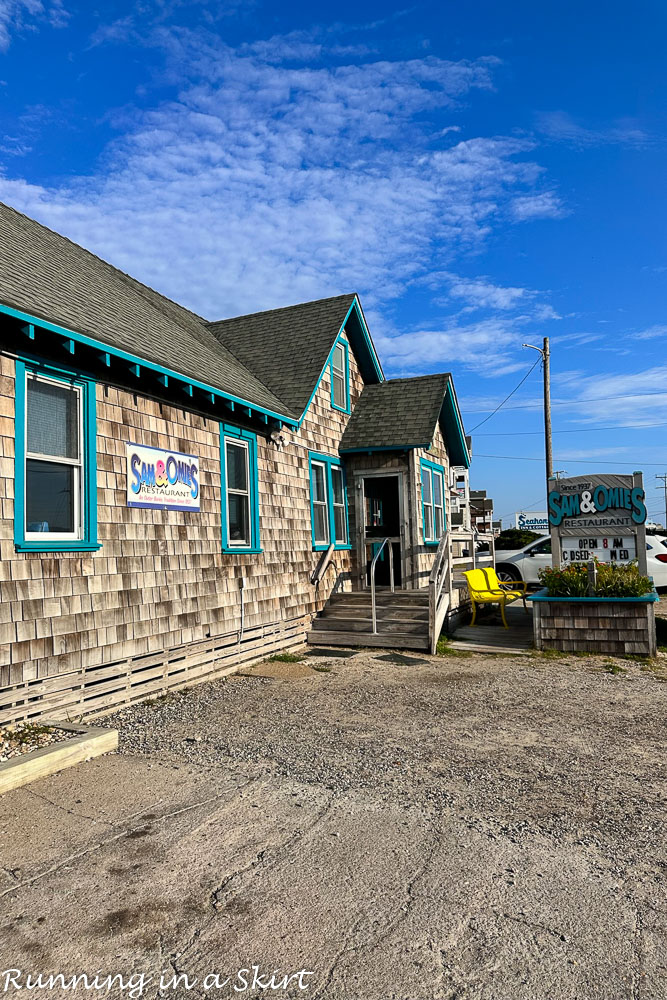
[657,474,667,529]
[542,337,552,481]
[522,336,554,485]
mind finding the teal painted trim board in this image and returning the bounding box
[420,457,446,547]
[14,358,100,553]
[308,451,351,552]
[0,303,299,430]
[330,334,351,414]
[528,588,659,604]
[339,444,427,454]
[442,386,470,469]
[220,422,262,554]
[297,296,383,428]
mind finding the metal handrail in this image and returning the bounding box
[370,537,395,634]
[311,543,335,584]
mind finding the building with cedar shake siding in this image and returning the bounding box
[0,202,471,724]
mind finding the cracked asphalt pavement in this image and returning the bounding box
[0,647,665,999]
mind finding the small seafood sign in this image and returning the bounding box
[126,443,200,511]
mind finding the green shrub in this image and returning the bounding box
[539,561,654,598]
[495,528,541,550]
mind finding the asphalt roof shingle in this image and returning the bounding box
[0,202,293,418]
[207,294,357,417]
[339,374,451,451]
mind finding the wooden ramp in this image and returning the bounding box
[449,604,534,655]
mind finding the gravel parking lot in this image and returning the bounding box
[1,646,665,999]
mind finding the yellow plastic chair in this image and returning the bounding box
[463,568,528,628]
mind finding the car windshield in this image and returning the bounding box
[530,538,551,554]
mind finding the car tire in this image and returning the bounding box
[496,564,521,583]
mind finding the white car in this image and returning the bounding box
[495,535,667,590]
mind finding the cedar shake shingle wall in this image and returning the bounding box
[0,332,363,698]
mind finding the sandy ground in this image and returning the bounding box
[0,645,665,1000]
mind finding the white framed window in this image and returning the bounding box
[225,438,251,547]
[309,453,350,550]
[330,340,349,412]
[25,372,84,541]
[311,460,330,546]
[331,464,348,545]
[421,462,445,544]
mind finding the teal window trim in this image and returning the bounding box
[308,451,351,551]
[330,335,351,414]
[14,358,100,553]
[420,458,446,547]
[220,423,262,553]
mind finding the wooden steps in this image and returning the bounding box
[307,590,430,651]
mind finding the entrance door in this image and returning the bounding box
[359,474,403,588]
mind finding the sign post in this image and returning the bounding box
[548,472,648,575]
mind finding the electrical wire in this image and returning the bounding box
[467,358,541,432]
[475,454,665,467]
[464,388,667,415]
[475,423,667,436]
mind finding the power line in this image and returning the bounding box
[467,358,541,432]
[463,388,667,415]
[475,454,667,467]
[475,423,666,436]
[494,496,547,521]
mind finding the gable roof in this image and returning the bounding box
[339,373,470,467]
[0,202,294,420]
[207,293,382,419]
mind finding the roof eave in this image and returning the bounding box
[0,301,300,428]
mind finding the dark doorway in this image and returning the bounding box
[362,475,402,587]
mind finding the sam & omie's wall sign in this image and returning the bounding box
[126,442,200,511]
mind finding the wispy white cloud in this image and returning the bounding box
[446,274,532,310]
[634,324,667,339]
[375,316,534,377]
[554,365,667,427]
[0,26,563,330]
[0,0,68,52]
[510,191,565,220]
[536,110,649,148]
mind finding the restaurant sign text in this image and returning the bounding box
[548,475,647,535]
[126,443,200,511]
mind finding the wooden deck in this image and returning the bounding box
[449,604,534,655]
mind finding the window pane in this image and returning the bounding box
[334,506,347,544]
[424,504,433,541]
[311,463,326,503]
[26,459,74,533]
[226,441,248,491]
[331,466,344,505]
[27,379,78,459]
[333,343,345,374]
[228,492,250,544]
[434,506,444,539]
[433,472,442,506]
[421,468,432,504]
[333,372,346,408]
[313,504,329,544]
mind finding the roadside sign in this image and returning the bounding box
[515,511,549,534]
[548,472,647,575]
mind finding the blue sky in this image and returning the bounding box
[1,1,666,524]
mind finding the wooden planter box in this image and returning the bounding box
[0,721,118,795]
[529,589,659,657]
